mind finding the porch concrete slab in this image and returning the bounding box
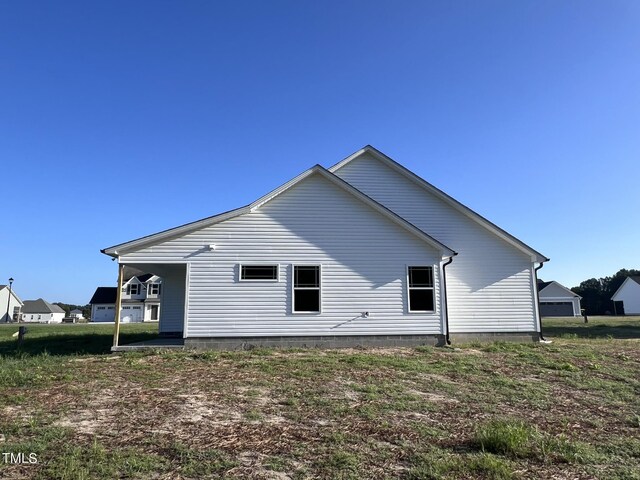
[111,338,184,352]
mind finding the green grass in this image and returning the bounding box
[0,318,638,479]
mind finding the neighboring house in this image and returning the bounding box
[611,276,640,315]
[70,309,84,319]
[0,285,23,323]
[537,280,582,317]
[21,299,65,323]
[101,145,549,348]
[89,274,162,323]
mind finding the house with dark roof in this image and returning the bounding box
[0,285,23,323]
[611,276,640,315]
[21,298,65,323]
[101,146,549,349]
[89,275,162,323]
[537,280,582,317]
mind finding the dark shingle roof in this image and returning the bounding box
[630,276,640,286]
[21,299,65,314]
[537,280,552,291]
[89,287,117,304]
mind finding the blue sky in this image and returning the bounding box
[1,1,639,304]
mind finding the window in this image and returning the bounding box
[127,284,140,295]
[148,283,161,295]
[97,307,105,310]
[293,265,321,313]
[38,314,42,320]
[408,266,435,312]
[240,265,279,281]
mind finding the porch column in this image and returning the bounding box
[113,263,124,348]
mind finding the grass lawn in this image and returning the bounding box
[0,318,638,479]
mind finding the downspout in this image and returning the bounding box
[442,253,457,346]
[534,261,547,342]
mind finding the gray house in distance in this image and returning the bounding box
[537,280,582,317]
[102,146,549,349]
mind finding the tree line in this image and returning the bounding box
[569,268,640,315]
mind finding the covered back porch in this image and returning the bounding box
[112,262,187,352]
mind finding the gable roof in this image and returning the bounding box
[89,287,117,305]
[537,280,580,298]
[611,276,640,300]
[0,285,23,305]
[102,165,456,258]
[329,145,548,263]
[22,299,65,314]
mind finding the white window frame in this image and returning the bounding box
[238,264,280,282]
[128,283,140,295]
[148,283,161,295]
[406,265,436,313]
[292,264,322,314]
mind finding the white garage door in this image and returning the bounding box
[121,305,143,323]
[93,306,115,322]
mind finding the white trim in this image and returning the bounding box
[530,265,542,333]
[291,264,322,314]
[183,263,190,339]
[406,265,436,314]
[329,146,547,263]
[238,264,280,282]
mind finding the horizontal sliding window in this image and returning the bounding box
[408,266,434,312]
[240,265,279,281]
[293,265,321,313]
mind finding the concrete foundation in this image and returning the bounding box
[448,331,539,343]
[185,334,446,350]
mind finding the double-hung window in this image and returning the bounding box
[127,284,140,295]
[293,265,321,313]
[407,266,435,312]
[148,283,162,295]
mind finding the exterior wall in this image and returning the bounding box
[158,270,185,334]
[613,279,640,315]
[0,289,22,323]
[21,312,63,323]
[334,153,538,333]
[119,174,443,338]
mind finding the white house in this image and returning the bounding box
[611,276,640,315]
[21,299,65,323]
[537,280,582,317]
[70,309,84,320]
[102,146,549,349]
[89,274,162,323]
[0,284,23,323]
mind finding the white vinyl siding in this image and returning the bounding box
[119,173,443,337]
[334,152,538,333]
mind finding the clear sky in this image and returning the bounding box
[1,1,639,304]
